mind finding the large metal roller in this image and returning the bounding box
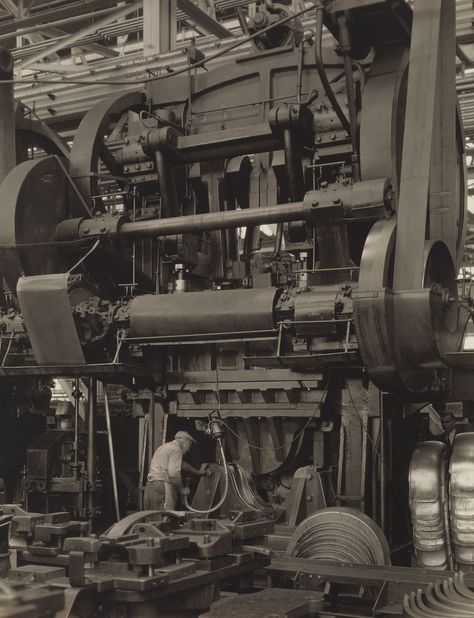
[128,287,280,339]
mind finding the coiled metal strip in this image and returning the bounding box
[285,507,390,566]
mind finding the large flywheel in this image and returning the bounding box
[355,0,468,396]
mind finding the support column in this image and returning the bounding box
[144,0,176,55]
[0,48,15,185]
[87,378,97,523]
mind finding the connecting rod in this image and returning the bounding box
[56,200,308,242]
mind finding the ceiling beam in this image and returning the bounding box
[45,27,120,59]
[76,41,120,58]
[0,0,124,36]
[16,1,141,69]
[178,0,233,38]
[0,5,126,43]
[0,0,17,16]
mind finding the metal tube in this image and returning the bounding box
[379,390,386,533]
[283,129,304,200]
[119,201,306,240]
[138,415,149,510]
[0,6,125,42]
[87,378,97,523]
[155,150,179,218]
[73,378,80,475]
[274,223,284,255]
[103,384,120,522]
[0,49,15,184]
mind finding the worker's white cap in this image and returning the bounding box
[175,431,196,443]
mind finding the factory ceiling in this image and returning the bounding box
[1,0,474,203]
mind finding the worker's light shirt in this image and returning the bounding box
[147,439,183,487]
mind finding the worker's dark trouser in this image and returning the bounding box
[144,480,166,510]
[144,480,177,510]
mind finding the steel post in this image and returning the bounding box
[0,49,15,184]
[104,384,120,522]
[87,377,97,523]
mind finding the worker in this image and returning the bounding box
[144,431,210,510]
[440,412,457,450]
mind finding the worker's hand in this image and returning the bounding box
[199,465,212,477]
[181,487,191,497]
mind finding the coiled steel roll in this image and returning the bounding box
[285,507,390,566]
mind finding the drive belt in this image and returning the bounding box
[17,273,85,366]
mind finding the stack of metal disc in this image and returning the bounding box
[450,433,474,570]
[409,441,451,569]
[285,507,390,566]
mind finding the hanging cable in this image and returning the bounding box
[183,438,229,514]
[337,13,360,180]
[314,2,351,135]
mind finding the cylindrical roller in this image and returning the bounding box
[128,288,280,339]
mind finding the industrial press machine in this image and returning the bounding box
[0,0,473,616]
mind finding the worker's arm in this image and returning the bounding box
[182,461,208,476]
